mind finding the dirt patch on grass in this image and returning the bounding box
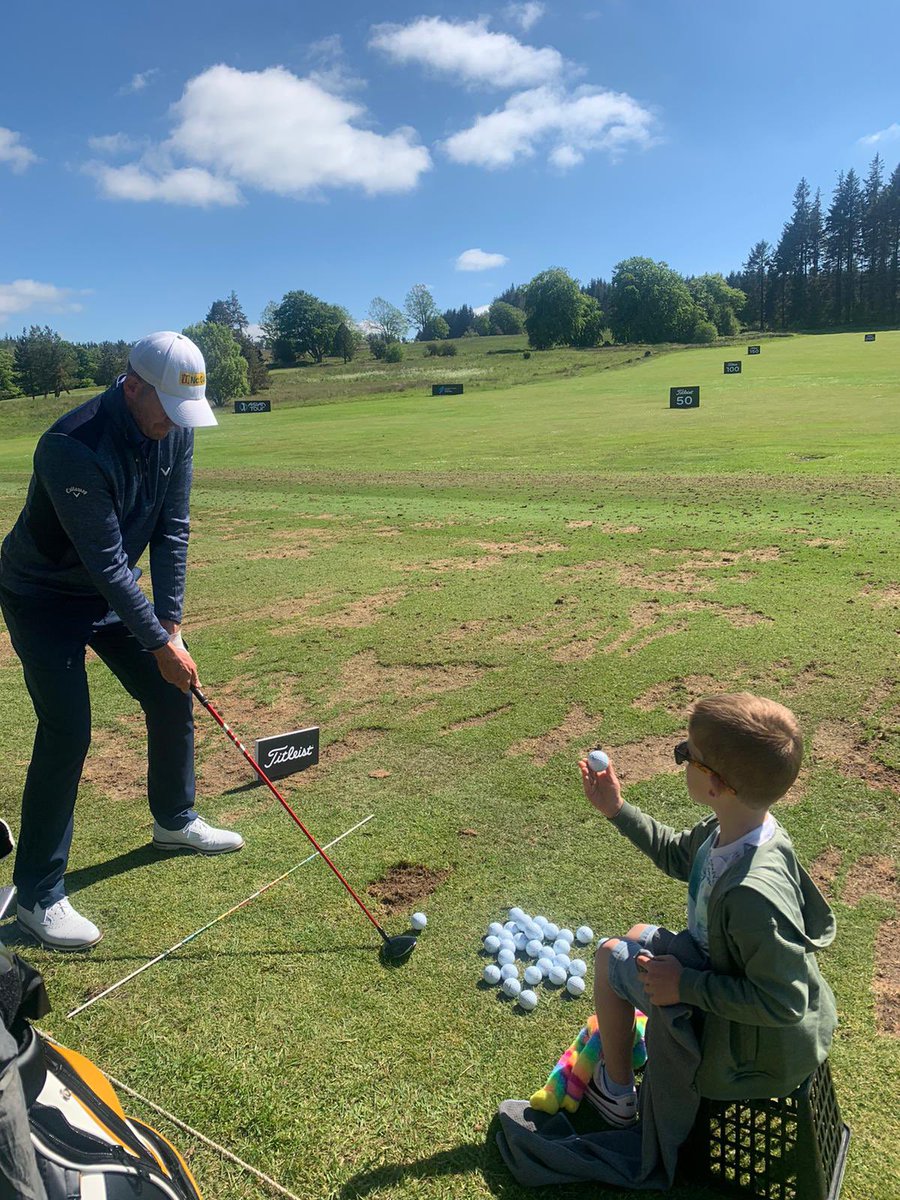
[0,631,17,668]
[809,847,842,898]
[805,538,847,548]
[368,863,450,912]
[811,720,900,793]
[861,585,900,608]
[399,556,504,573]
[862,678,900,717]
[442,619,496,643]
[550,632,612,663]
[842,855,898,908]
[874,919,900,1035]
[623,621,691,656]
[82,715,148,801]
[463,540,567,555]
[613,563,717,594]
[199,728,382,800]
[600,523,644,534]
[566,520,594,529]
[336,650,487,706]
[441,705,513,734]
[609,736,683,786]
[302,589,406,630]
[192,589,335,631]
[632,676,725,714]
[507,703,598,767]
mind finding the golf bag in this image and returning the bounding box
[3,953,203,1200]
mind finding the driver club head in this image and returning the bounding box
[381,934,417,963]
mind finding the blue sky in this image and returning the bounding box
[2,0,898,342]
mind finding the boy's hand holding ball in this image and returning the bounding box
[579,748,623,819]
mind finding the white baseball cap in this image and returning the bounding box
[128,331,217,428]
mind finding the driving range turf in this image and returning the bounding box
[0,330,897,1199]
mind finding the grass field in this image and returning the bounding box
[0,330,898,1200]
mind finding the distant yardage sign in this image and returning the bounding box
[748,345,761,355]
[724,361,742,374]
[432,384,464,396]
[670,386,700,409]
[864,333,876,342]
[235,399,271,413]
[255,726,320,781]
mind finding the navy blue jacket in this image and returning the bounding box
[0,382,193,651]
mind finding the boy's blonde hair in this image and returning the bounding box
[689,692,803,808]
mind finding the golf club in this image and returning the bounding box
[191,686,416,961]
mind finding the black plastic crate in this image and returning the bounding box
[681,1060,850,1200]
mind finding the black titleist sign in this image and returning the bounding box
[670,386,700,409]
[724,361,742,374]
[864,333,876,342]
[432,384,464,396]
[748,345,761,355]
[255,726,320,781]
[235,400,272,413]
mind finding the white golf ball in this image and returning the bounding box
[488,922,505,937]
[588,749,609,773]
[524,921,543,940]
[553,939,571,955]
[508,907,525,922]
[484,935,501,953]
[498,948,515,966]
[566,975,586,997]
[410,912,427,931]
[524,964,542,985]
[525,939,544,958]
[576,925,594,944]
[537,957,554,977]
[483,964,502,985]
[533,915,549,929]
[544,923,559,940]
[514,932,528,951]
[499,939,516,954]
[502,977,522,998]
[518,989,539,1012]
[500,963,519,980]
[503,920,518,932]
[558,928,574,945]
[548,964,567,986]
[569,958,588,977]
[553,953,571,970]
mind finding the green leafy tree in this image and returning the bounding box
[523,267,583,349]
[571,293,605,347]
[367,297,408,342]
[607,258,700,344]
[93,341,130,387]
[261,291,349,364]
[0,347,16,399]
[488,300,525,334]
[687,274,746,336]
[14,326,78,398]
[182,321,248,407]
[236,332,269,393]
[404,284,439,340]
[742,241,772,330]
[206,290,248,332]
[332,322,358,363]
[420,314,449,340]
[441,305,475,339]
[473,312,491,336]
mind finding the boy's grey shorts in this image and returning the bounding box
[603,925,709,1011]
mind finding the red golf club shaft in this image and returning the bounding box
[191,686,389,942]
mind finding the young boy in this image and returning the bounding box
[579,692,837,1127]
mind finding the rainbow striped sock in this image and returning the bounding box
[530,1011,648,1115]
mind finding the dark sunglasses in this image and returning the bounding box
[673,741,735,793]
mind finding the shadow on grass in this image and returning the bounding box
[337,1133,518,1199]
[63,844,163,892]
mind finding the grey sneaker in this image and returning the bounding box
[17,898,103,950]
[152,816,244,855]
[585,1066,638,1127]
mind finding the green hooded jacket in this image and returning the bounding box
[610,801,837,1100]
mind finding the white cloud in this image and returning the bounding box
[88,64,431,206]
[87,133,140,155]
[307,34,365,94]
[505,2,546,32]
[87,162,243,207]
[0,280,82,323]
[456,248,509,271]
[473,303,491,315]
[0,127,38,173]
[858,122,900,146]
[121,68,159,95]
[370,17,564,89]
[443,84,656,168]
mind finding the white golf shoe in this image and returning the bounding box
[152,816,244,855]
[17,897,103,950]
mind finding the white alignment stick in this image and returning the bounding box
[67,813,374,1019]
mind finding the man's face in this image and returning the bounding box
[124,373,177,440]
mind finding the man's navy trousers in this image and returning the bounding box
[0,587,196,910]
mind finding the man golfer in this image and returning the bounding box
[0,331,243,951]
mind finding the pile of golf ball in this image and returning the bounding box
[480,907,595,1012]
